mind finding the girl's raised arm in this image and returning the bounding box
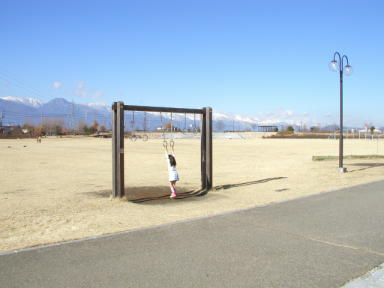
[165,152,171,168]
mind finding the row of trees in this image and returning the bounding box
[18,118,378,136]
[160,122,200,132]
[22,119,108,137]
[283,126,378,134]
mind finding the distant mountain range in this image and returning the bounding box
[0,96,341,131]
[1,96,43,108]
[0,97,112,129]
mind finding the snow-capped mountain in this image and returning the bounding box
[1,96,43,108]
[0,97,111,128]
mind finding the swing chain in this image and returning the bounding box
[143,112,148,141]
[160,112,176,152]
[170,113,175,150]
[183,113,187,134]
[129,111,136,141]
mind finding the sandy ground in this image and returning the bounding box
[1,135,384,253]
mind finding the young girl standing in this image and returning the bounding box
[165,150,179,198]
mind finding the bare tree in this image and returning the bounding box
[42,118,65,135]
[92,120,99,132]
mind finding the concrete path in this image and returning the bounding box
[1,181,384,287]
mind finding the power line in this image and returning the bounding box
[0,69,45,99]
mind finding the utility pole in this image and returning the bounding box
[148,113,151,131]
[144,112,147,131]
[0,111,4,127]
[71,100,75,133]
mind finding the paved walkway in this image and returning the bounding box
[1,181,384,287]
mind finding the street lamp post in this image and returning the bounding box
[329,52,352,173]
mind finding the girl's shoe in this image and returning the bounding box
[170,192,177,198]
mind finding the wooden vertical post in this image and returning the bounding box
[201,110,207,190]
[117,101,125,197]
[112,101,125,198]
[205,107,213,190]
[112,102,117,197]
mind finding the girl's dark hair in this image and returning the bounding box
[168,154,176,166]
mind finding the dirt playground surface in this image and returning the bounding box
[1,135,384,252]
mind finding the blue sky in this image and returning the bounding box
[1,0,383,126]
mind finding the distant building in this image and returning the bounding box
[257,125,278,132]
[0,125,23,136]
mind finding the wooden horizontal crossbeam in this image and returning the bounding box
[113,104,204,114]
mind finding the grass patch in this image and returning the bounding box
[312,155,384,161]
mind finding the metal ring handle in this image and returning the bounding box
[163,140,168,149]
[169,139,174,149]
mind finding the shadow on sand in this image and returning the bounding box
[126,186,208,203]
[347,162,384,173]
[83,186,208,203]
[214,177,287,191]
[83,177,286,204]
[83,189,111,198]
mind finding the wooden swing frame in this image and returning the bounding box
[112,102,213,198]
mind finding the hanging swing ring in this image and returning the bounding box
[169,139,174,149]
[163,140,168,149]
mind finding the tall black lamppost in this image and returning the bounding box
[329,52,352,172]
